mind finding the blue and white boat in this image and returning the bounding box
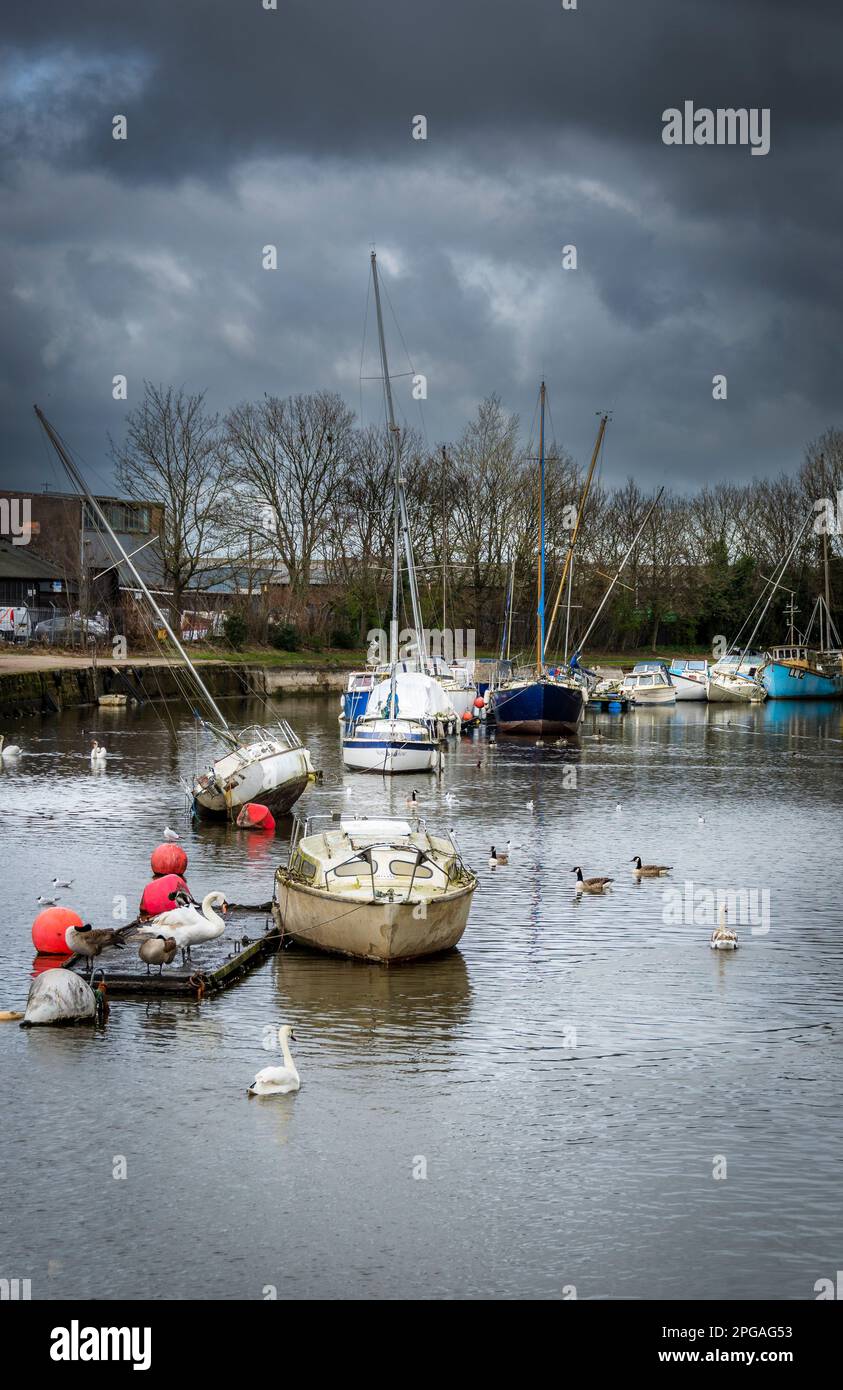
[340,670,378,723]
[341,252,447,773]
[489,382,585,735]
[761,648,843,700]
[760,592,843,700]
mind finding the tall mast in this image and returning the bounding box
[34,406,234,738]
[441,445,447,632]
[536,381,546,675]
[370,251,428,672]
[575,487,665,658]
[546,412,607,652]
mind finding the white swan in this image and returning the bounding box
[139,891,228,961]
[0,735,21,760]
[710,905,738,951]
[90,740,107,764]
[248,1026,300,1096]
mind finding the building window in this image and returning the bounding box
[84,501,151,534]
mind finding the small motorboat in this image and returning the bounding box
[274,813,477,962]
[621,662,676,706]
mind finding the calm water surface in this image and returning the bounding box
[1,693,841,1300]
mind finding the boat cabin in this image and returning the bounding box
[287,814,470,901]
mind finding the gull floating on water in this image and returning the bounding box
[163,826,180,841]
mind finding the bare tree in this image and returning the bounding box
[111,383,231,624]
[226,391,354,596]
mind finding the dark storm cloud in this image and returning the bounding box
[1,0,842,491]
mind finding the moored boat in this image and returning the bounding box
[668,658,709,700]
[706,654,766,702]
[621,662,676,705]
[274,813,477,962]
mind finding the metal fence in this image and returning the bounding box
[0,604,112,647]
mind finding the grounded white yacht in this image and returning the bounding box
[667,658,709,701]
[274,813,477,962]
[706,654,767,702]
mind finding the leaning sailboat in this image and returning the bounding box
[35,407,318,820]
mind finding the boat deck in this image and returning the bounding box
[62,906,279,998]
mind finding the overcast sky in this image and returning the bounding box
[1,0,841,493]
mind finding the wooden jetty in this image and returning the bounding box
[62,908,280,999]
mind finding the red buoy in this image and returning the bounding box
[140,873,190,919]
[236,802,276,833]
[32,906,82,956]
[473,696,485,709]
[150,843,188,877]
[461,709,473,721]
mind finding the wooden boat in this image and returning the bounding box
[274,814,477,962]
[760,593,843,700]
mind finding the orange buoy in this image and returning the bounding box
[32,906,82,956]
[140,873,190,918]
[473,696,485,709]
[236,802,276,833]
[461,709,473,721]
[150,843,188,877]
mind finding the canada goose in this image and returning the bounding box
[248,1025,300,1096]
[65,922,130,974]
[630,856,672,877]
[138,934,178,975]
[163,826,180,842]
[90,741,107,764]
[138,891,228,963]
[406,789,419,806]
[0,735,22,759]
[710,905,738,950]
[489,844,509,868]
[571,867,614,894]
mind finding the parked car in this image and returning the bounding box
[34,615,109,643]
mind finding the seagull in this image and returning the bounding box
[698,814,706,824]
[526,800,535,813]
[36,894,60,906]
[444,792,459,805]
[163,826,180,842]
[52,877,74,888]
[615,804,622,814]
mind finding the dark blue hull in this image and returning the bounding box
[490,679,584,734]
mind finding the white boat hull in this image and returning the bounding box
[342,719,438,773]
[624,685,676,706]
[194,744,312,820]
[670,672,707,701]
[706,677,762,703]
[274,875,474,962]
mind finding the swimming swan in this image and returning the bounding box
[0,735,22,759]
[248,1025,300,1096]
[710,905,738,950]
[90,741,107,764]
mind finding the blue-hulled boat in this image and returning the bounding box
[489,382,585,735]
[761,645,843,700]
[760,593,843,700]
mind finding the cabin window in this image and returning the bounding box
[295,855,317,880]
[334,860,366,877]
[388,860,433,879]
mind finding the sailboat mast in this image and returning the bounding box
[441,445,447,632]
[34,406,234,736]
[575,487,665,658]
[546,412,607,652]
[536,382,546,675]
[370,252,428,673]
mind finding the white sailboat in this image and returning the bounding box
[35,407,319,820]
[341,251,440,774]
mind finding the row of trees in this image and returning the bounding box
[108,382,843,656]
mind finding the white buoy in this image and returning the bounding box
[22,969,97,1026]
